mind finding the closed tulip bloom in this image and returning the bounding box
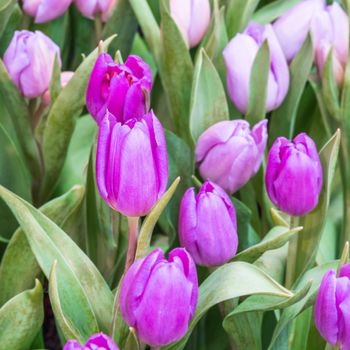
[179,180,238,266]
[96,110,168,217]
[64,333,119,349]
[120,248,198,347]
[315,264,350,349]
[196,119,268,194]
[223,22,289,114]
[75,0,117,22]
[3,30,61,99]
[265,133,323,216]
[273,0,325,62]
[169,0,211,48]
[23,0,72,23]
[86,53,152,124]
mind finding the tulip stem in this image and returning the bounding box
[124,216,140,273]
[285,216,300,289]
[94,16,103,42]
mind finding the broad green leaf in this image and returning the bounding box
[290,308,313,350]
[39,35,116,202]
[189,49,229,141]
[0,185,85,306]
[0,280,44,350]
[270,34,314,141]
[0,0,16,39]
[246,41,270,125]
[163,262,293,350]
[0,185,114,333]
[49,56,62,106]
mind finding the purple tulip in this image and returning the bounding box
[96,110,168,217]
[86,53,152,124]
[22,0,72,23]
[196,119,268,194]
[64,332,119,350]
[265,133,323,216]
[223,22,289,114]
[75,0,117,22]
[120,248,198,347]
[3,30,61,99]
[179,180,238,267]
[315,264,350,349]
[169,0,211,48]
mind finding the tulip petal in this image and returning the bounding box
[63,340,84,350]
[35,0,72,23]
[85,332,119,350]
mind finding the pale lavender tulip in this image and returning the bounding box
[23,0,72,23]
[223,22,289,114]
[3,30,61,98]
[169,0,211,48]
[120,248,198,346]
[196,119,268,194]
[265,133,323,216]
[64,333,119,350]
[75,0,117,22]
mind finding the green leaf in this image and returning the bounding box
[189,49,229,141]
[0,185,85,306]
[39,35,116,202]
[270,34,314,141]
[0,280,44,350]
[163,262,293,350]
[0,0,16,39]
[246,41,270,125]
[0,185,114,333]
[49,55,62,106]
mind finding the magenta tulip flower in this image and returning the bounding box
[196,119,268,194]
[64,333,119,349]
[265,133,323,216]
[96,110,168,217]
[86,53,152,124]
[22,0,72,23]
[315,264,350,349]
[75,0,117,22]
[223,22,289,114]
[169,0,211,48]
[120,248,198,347]
[179,180,238,266]
[3,30,61,99]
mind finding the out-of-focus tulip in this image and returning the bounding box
[223,22,289,114]
[311,3,349,86]
[265,133,323,216]
[23,0,72,23]
[179,180,238,266]
[120,248,198,347]
[273,0,325,62]
[64,333,119,350]
[315,264,350,349]
[96,110,168,217]
[196,119,268,194]
[75,0,117,22]
[3,30,61,99]
[169,0,211,48]
[86,53,152,124]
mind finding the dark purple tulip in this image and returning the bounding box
[96,110,168,217]
[86,53,152,124]
[315,264,350,349]
[179,180,238,267]
[63,333,119,350]
[265,133,323,216]
[120,248,198,347]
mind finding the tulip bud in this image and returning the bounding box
[3,30,61,99]
[86,53,152,124]
[196,119,268,194]
[23,0,72,23]
[64,333,119,349]
[179,180,238,267]
[265,133,323,216]
[223,22,289,114]
[169,0,211,48]
[96,110,168,217]
[315,264,350,349]
[272,0,325,62]
[120,248,198,347]
[75,0,117,22]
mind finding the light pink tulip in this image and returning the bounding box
[23,0,72,23]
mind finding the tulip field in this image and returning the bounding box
[1,0,350,349]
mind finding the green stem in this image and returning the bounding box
[94,16,103,42]
[124,216,140,273]
[285,216,300,289]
